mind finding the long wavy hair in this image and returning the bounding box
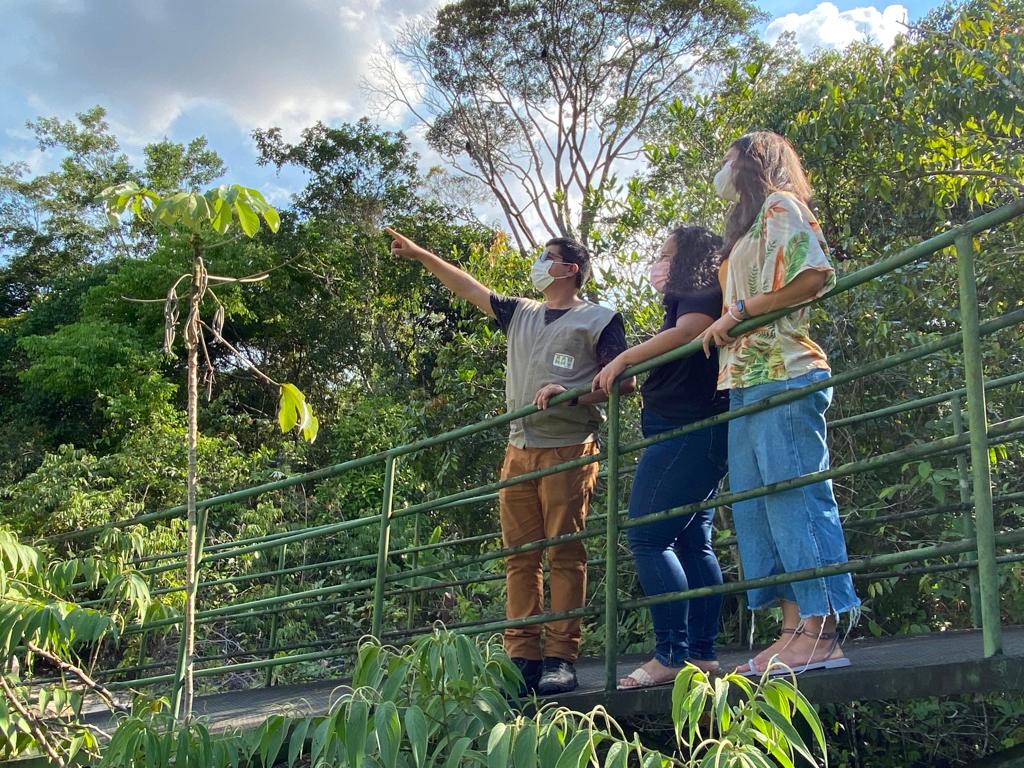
[722,131,813,257]
[664,225,724,296]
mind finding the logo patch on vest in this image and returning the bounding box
[552,353,575,370]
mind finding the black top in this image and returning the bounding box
[640,287,729,422]
[489,294,627,367]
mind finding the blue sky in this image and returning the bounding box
[0,1,942,207]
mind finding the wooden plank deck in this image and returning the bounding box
[97,625,1023,734]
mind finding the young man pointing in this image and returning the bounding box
[386,227,633,694]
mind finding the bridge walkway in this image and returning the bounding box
[143,626,1024,734]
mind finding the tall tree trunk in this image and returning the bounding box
[180,243,204,720]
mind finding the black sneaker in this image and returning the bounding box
[537,657,577,695]
[512,657,542,696]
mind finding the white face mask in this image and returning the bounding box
[530,255,575,292]
[530,256,555,291]
[713,160,740,202]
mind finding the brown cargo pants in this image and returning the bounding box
[498,441,600,662]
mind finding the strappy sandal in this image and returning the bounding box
[747,629,852,677]
[617,664,681,690]
[780,629,850,675]
[739,627,800,677]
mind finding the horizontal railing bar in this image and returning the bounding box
[134,351,1022,584]
[618,415,1024,535]
[831,369,1024,428]
[384,311,1024,524]
[60,315,1024,603]
[94,541,1024,688]
[854,551,1024,582]
[619,528,1024,612]
[619,314,1023,459]
[101,535,1024,688]
[119,416,1023,633]
[127,467,635,574]
[124,362,1024,598]
[715,490,1024,547]
[43,200,1024,547]
[845,491,1024,531]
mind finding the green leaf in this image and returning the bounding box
[211,198,233,234]
[302,413,319,443]
[235,200,260,238]
[260,715,288,768]
[263,206,281,233]
[374,701,401,768]
[443,736,474,768]
[278,384,302,433]
[756,702,816,765]
[406,705,428,768]
[487,723,512,768]
[511,721,537,768]
[310,717,332,765]
[346,700,369,768]
[604,742,628,768]
[554,731,593,768]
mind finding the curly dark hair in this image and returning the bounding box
[663,225,724,296]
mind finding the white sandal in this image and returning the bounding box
[617,665,679,690]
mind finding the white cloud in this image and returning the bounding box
[2,0,441,142]
[765,3,909,54]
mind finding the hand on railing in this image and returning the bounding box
[533,383,568,410]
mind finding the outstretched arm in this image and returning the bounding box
[385,227,495,318]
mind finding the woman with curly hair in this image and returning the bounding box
[593,225,729,689]
[701,131,860,676]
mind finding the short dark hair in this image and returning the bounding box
[545,237,591,288]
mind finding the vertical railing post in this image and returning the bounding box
[406,515,419,631]
[136,571,154,676]
[264,542,288,688]
[954,233,1001,656]
[372,454,398,639]
[952,394,982,627]
[604,387,621,691]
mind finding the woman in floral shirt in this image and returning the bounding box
[701,131,860,676]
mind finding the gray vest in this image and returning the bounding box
[506,299,617,448]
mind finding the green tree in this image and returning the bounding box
[0,528,159,766]
[369,0,757,250]
[100,181,315,720]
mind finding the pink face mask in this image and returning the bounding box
[648,260,670,293]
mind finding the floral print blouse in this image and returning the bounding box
[717,191,835,390]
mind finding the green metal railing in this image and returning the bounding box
[35,199,1024,712]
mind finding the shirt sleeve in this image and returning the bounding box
[596,314,628,368]
[671,287,723,321]
[761,194,836,298]
[489,293,520,333]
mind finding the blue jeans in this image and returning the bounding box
[728,369,860,619]
[626,409,728,665]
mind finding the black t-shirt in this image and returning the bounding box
[640,287,729,422]
[489,294,627,367]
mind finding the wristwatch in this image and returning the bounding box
[736,298,748,318]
